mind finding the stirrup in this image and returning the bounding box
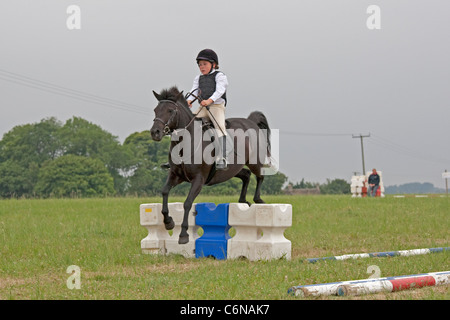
[216,158,228,171]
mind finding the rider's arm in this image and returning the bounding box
[187,75,200,107]
[208,72,228,104]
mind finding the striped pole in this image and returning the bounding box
[288,271,450,297]
[305,247,449,263]
[393,195,446,198]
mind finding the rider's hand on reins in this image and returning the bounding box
[200,99,213,107]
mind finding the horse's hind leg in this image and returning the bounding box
[235,168,251,206]
[253,175,265,203]
[179,176,204,244]
[161,171,182,230]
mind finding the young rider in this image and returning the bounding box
[187,49,229,170]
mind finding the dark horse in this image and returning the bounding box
[150,86,272,244]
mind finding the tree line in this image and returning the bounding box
[0,117,287,198]
[289,178,351,195]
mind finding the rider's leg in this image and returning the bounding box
[208,103,228,170]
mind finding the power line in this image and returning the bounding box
[369,134,450,165]
[0,68,151,115]
[0,75,150,115]
[280,130,352,137]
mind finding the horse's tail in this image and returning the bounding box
[247,111,271,155]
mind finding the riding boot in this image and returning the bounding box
[216,135,228,171]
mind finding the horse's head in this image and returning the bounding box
[150,87,184,141]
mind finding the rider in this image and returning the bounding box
[187,49,229,170]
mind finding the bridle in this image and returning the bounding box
[153,91,226,137]
[153,100,180,135]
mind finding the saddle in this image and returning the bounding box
[198,118,231,132]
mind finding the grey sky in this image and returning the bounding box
[1,0,449,188]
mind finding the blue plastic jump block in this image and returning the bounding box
[195,203,230,260]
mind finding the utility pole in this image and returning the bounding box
[445,169,448,196]
[353,133,370,175]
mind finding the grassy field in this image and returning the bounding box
[0,195,448,300]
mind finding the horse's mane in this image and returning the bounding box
[158,86,181,101]
[158,86,192,115]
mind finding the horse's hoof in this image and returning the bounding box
[178,235,189,245]
[164,218,175,230]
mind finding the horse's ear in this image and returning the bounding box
[175,91,184,101]
[153,90,162,101]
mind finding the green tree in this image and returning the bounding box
[0,117,63,166]
[260,171,288,194]
[0,118,63,197]
[0,117,133,196]
[123,131,172,196]
[319,178,351,194]
[292,178,318,189]
[0,160,37,197]
[59,117,133,194]
[34,155,115,197]
[124,131,171,166]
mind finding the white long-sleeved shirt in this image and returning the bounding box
[189,70,228,105]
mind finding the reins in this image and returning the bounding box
[184,90,227,137]
[153,90,227,138]
[153,93,202,135]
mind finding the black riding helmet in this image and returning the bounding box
[196,49,219,68]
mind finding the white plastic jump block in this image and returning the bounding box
[351,175,366,198]
[227,203,292,261]
[140,203,198,258]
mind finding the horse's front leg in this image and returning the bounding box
[179,175,204,244]
[162,170,182,230]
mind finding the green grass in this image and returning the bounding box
[0,195,448,300]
